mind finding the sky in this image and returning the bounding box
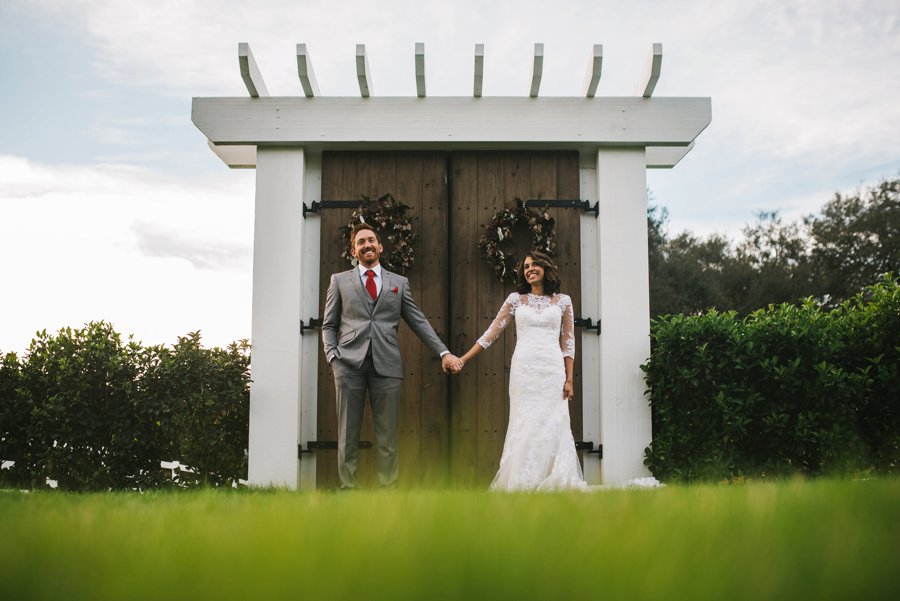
[1,0,898,354]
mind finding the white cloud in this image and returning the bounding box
[0,155,255,354]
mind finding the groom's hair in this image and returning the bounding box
[516,251,562,295]
[349,223,382,247]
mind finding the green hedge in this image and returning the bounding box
[643,275,899,481]
[0,324,248,491]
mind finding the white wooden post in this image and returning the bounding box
[579,152,601,484]
[247,147,306,488]
[595,148,653,486]
[298,152,322,491]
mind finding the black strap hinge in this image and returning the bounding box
[300,318,322,335]
[575,441,603,457]
[303,200,369,218]
[524,199,599,218]
[574,317,601,335]
[299,440,373,458]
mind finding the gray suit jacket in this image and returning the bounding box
[322,268,448,378]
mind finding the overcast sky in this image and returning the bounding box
[1,0,898,354]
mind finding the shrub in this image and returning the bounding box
[18,322,167,491]
[643,275,899,481]
[0,351,30,488]
[140,333,250,487]
[1,323,249,491]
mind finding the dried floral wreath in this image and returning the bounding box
[477,198,556,283]
[340,193,418,274]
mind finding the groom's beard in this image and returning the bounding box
[358,247,380,267]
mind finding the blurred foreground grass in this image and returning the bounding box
[1,478,898,600]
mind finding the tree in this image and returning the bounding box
[649,176,900,316]
[806,178,900,306]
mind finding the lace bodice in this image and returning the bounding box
[476,293,576,359]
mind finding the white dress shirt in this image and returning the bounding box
[357,263,383,296]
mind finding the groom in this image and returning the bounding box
[322,223,461,488]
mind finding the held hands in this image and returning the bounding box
[441,353,465,374]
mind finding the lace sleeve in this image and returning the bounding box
[559,294,575,359]
[476,293,519,349]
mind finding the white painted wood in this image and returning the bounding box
[203,141,693,170]
[594,148,653,486]
[646,142,694,168]
[473,44,484,98]
[247,147,305,488]
[356,44,372,98]
[298,151,322,491]
[238,42,269,98]
[415,42,426,98]
[192,97,711,147]
[529,43,544,98]
[579,151,602,484]
[637,43,663,98]
[296,43,320,98]
[582,44,603,98]
[207,140,257,169]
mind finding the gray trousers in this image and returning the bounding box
[331,355,403,488]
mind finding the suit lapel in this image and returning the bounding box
[375,270,394,311]
[349,268,374,315]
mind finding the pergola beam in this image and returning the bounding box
[637,43,663,98]
[238,42,269,98]
[207,140,257,169]
[529,43,544,98]
[356,44,372,98]
[473,44,484,98]
[415,42,426,98]
[582,44,603,98]
[645,142,694,168]
[296,44,320,97]
[193,96,710,146]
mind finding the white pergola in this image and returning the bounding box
[192,42,711,490]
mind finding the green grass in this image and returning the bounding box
[2,478,898,600]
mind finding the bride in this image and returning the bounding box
[458,251,588,492]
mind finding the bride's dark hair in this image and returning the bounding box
[516,251,561,295]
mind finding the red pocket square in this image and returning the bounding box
[392,287,399,293]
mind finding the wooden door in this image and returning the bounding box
[316,151,450,489]
[315,150,581,489]
[447,151,582,486]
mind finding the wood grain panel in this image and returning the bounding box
[448,153,480,486]
[448,150,581,486]
[317,151,450,489]
[318,150,580,489]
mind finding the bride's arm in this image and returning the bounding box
[460,295,516,366]
[561,296,576,400]
[563,357,574,400]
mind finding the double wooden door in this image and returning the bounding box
[315,151,582,488]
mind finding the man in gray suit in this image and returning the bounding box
[322,223,461,488]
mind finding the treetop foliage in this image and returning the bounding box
[650,176,900,316]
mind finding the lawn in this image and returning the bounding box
[1,478,898,600]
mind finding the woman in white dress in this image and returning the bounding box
[458,251,588,492]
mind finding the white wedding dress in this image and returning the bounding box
[477,293,588,492]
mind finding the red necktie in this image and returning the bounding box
[365,269,377,301]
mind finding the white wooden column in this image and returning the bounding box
[298,152,322,491]
[579,152,601,485]
[595,148,653,486]
[248,147,305,488]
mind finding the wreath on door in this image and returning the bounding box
[340,193,418,274]
[478,198,556,283]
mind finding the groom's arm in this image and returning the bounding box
[321,274,342,362]
[398,278,449,358]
